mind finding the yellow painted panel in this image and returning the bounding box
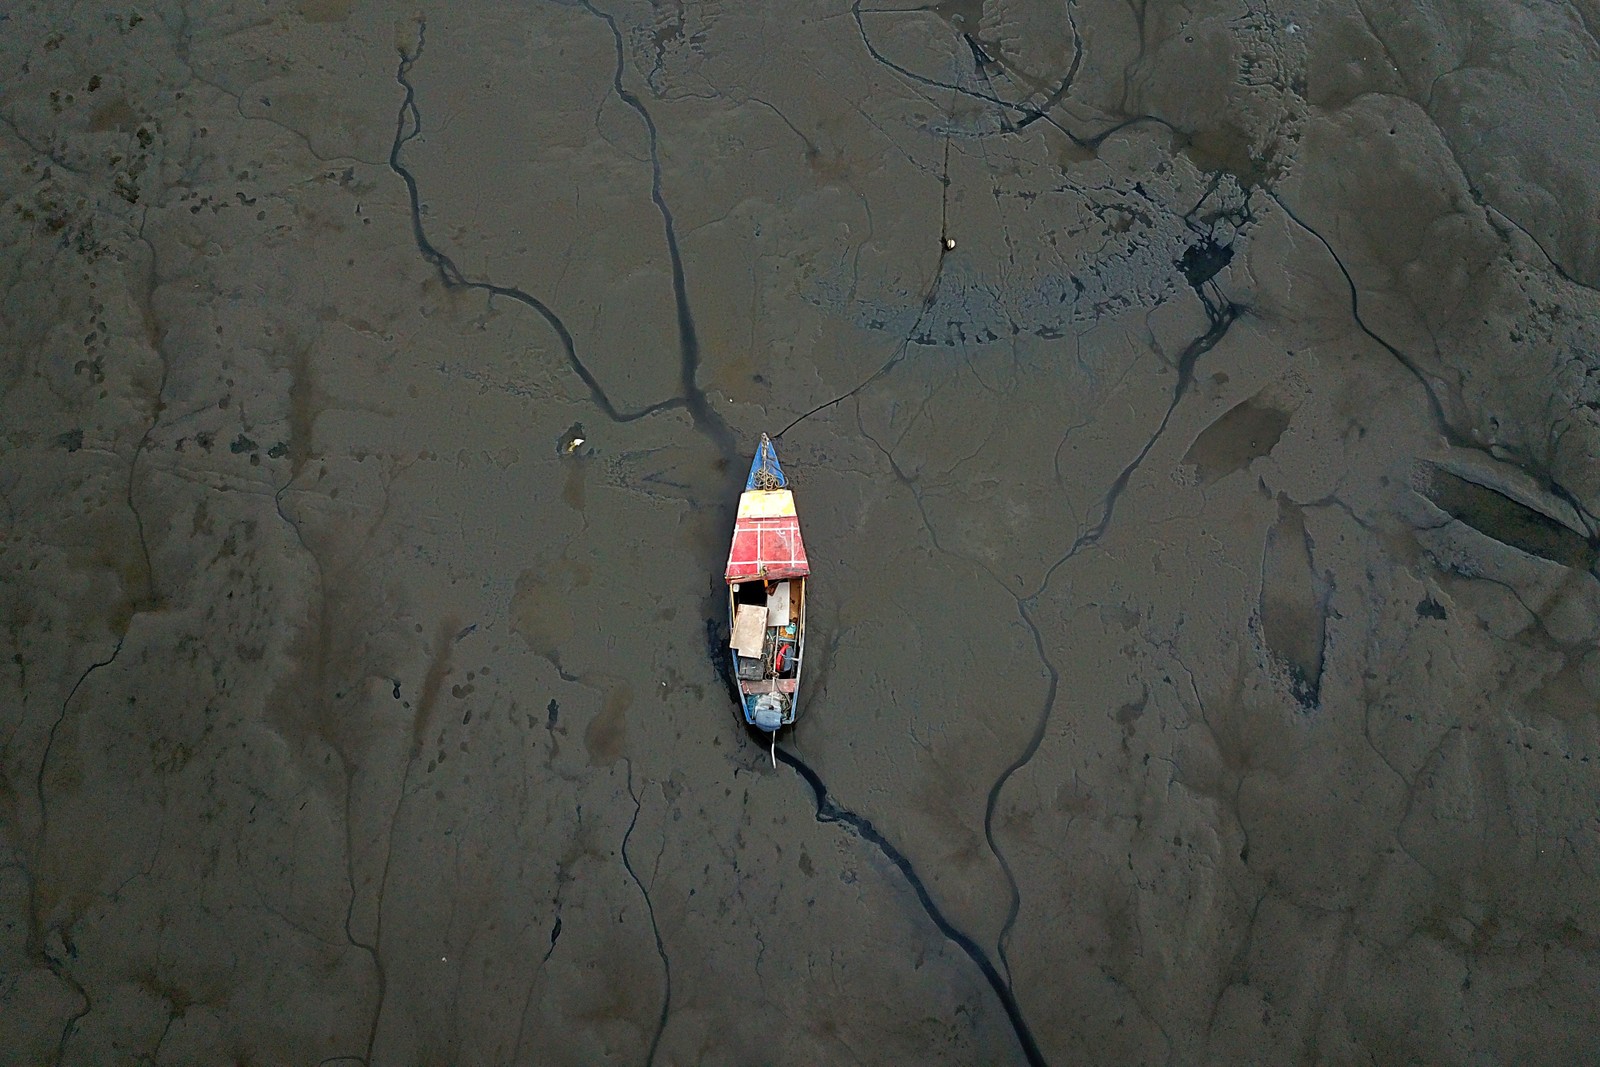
[737,489,796,519]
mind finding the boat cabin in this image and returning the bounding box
[729,577,803,688]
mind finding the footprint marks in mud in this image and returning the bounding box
[1422,466,1598,572]
[1259,496,1332,710]
[1180,378,1302,488]
[1179,378,1327,708]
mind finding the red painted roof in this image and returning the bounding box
[726,513,809,581]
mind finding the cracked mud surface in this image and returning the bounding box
[4,1,1599,1063]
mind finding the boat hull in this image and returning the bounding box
[725,435,808,733]
[727,578,804,731]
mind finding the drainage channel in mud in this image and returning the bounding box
[777,747,1049,1066]
[386,18,735,468]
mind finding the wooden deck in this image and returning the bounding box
[739,678,799,696]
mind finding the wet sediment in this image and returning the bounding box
[4,1,1599,1063]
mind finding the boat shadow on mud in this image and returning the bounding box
[703,614,779,756]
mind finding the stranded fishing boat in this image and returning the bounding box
[726,434,808,763]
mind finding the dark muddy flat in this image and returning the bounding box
[4,2,1599,1064]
